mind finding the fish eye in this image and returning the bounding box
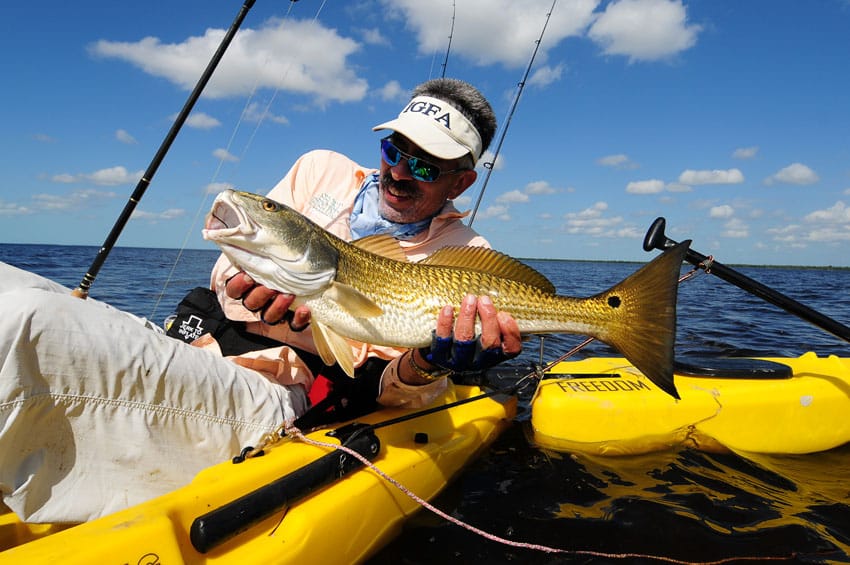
[261,200,278,212]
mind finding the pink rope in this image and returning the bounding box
[283,423,796,564]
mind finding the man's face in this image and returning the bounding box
[377,134,476,224]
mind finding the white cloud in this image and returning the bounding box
[453,194,472,208]
[360,28,389,46]
[563,201,641,237]
[31,189,117,210]
[89,18,367,104]
[732,146,758,159]
[0,199,33,216]
[242,102,288,125]
[380,0,597,68]
[181,112,222,129]
[678,168,744,185]
[525,180,557,195]
[213,148,239,162]
[765,163,819,185]
[205,182,235,195]
[800,203,850,242]
[115,129,137,144]
[496,190,529,204]
[51,166,143,186]
[478,149,505,171]
[131,208,186,222]
[721,218,749,238]
[597,153,639,169]
[587,0,701,62]
[626,179,665,194]
[31,133,56,143]
[476,204,511,221]
[709,204,734,218]
[665,182,691,192]
[804,201,850,224]
[766,202,850,244]
[377,80,408,103]
[805,227,850,242]
[528,63,565,88]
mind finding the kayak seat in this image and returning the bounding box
[674,357,792,380]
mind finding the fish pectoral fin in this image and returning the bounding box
[326,282,383,318]
[311,321,356,378]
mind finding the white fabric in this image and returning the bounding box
[372,95,483,162]
[0,261,307,523]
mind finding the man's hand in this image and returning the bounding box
[421,294,522,373]
[225,272,311,329]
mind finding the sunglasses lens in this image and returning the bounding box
[380,139,402,166]
[380,138,442,182]
[409,160,439,182]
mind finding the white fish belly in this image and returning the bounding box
[306,296,438,348]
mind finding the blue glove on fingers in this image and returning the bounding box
[419,330,509,373]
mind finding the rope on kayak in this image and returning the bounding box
[281,422,798,564]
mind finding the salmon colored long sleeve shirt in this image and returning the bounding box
[209,149,490,407]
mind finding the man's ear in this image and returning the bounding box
[448,169,478,199]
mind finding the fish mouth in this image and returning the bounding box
[202,189,256,240]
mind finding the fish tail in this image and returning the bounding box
[595,241,690,399]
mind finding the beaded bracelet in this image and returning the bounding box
[407,350,452,382]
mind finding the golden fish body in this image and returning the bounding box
[204,190,688,398]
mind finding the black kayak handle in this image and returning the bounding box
[643,217,850,344]
[190,425,380,554]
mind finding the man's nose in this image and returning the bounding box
[390,159,414,181]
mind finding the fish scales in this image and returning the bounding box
[333,245,603,343]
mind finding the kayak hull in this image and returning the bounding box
[0,383,515,564]
[531,352,850,455]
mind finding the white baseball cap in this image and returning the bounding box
[373,95,483,164]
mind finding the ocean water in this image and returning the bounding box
[2,243,849,563]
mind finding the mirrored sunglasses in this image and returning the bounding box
[380,137,469,183]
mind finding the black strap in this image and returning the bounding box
[166,287,286,356]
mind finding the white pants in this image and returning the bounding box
[0,262,307,523]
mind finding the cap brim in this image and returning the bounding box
[373,115,470,162]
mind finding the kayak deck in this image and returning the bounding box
[531,352,850,455]
[0,383,515,564]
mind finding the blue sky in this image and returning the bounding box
[2,0,849,266]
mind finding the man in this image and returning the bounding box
[208,78,521,409]
[0,78,520,524]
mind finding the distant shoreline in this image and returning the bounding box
[2,241,849,271]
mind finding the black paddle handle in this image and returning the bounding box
[644,217,850,344]
[190,427,380,554]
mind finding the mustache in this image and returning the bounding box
[380,173,417,197]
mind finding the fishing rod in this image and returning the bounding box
[643,217,850,344]
[468,0,558,226]
[440,0,456,78]
[72,0,260,299]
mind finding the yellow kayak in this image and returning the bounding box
[531,352,850,456]
[0,382,515,564]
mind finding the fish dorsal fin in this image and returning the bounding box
[351,234,409,262]
[325,281,383,317]
[420,246,557,294]
[311,321,356,377]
